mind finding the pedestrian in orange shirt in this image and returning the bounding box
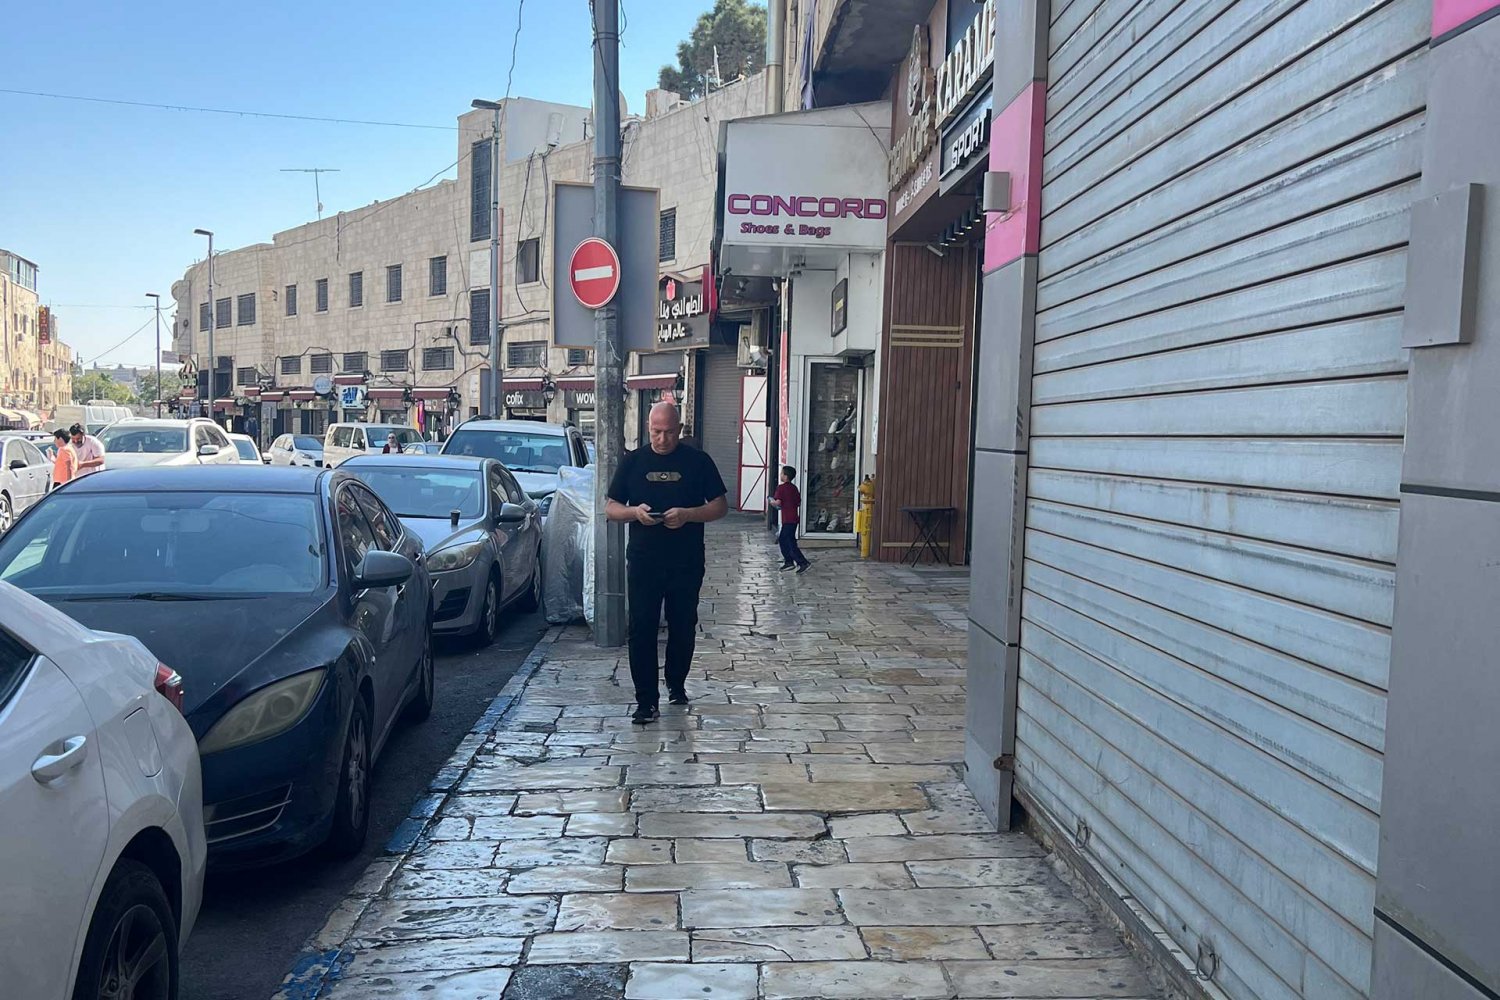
[50,429,75,490]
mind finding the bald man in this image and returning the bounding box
[606,401,729,725]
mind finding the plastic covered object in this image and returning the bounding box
[542,464,595,625]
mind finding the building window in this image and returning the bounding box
[215,298,232,329]
[311,353,333,374]
[471,139,492,242]
[659,207,677,262]
[343,351,367,373]
[285,284,298,316]
[507,340,546,368]
[236,366,258,386]
[236,293,256,326]
[316,278,329,312]
[422,347,455,371]
[349,271,363,308]
[386,264,403,303]
[429,256,447,296]
[379,349,408,372]
[567,348,592,366]
[517,238,540,284]
[280,355,302,376]
[199,302,211,331]
[469,289,490,345]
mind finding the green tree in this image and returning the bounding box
[134,371,170,406]
[72,372,133,405]
[658,0,767,100]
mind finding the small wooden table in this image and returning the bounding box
[899,505,956,566]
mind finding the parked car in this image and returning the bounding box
[267,433,325,468]
[0,434,50,532]
[0,581,205,1000]
[440,419,590,517]
[228,433,265,464]
[98,418,240,469]
[323,423,423,468]
[0,466,435,866]
[402,441,445,456]
[343,455,542,644]
[51,402,134,436]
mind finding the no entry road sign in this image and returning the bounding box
[569,237,622,310]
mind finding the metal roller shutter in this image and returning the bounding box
[1018,2,1426,998]
[698,347,744,503]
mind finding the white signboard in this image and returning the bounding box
[721,104,891,254]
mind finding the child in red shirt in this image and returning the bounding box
[769,465,811,573]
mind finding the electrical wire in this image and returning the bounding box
[85,313,159,365]
[0,87,457,130]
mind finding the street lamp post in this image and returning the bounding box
[145,293,161,417]
[193,229,214,417]
[471,100,502,418]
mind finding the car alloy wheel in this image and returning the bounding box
[476,575,499,647]
[517,557,541,613]
[0,493,12,534]
[72,860,176,1000]
[98,903,171,1000]
[325,699,371,857]
[406,628,435,722]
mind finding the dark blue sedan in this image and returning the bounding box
[0,466,434,866]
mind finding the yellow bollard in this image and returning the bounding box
[857,475,876,558]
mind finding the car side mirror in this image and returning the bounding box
[498,502,527,524]
[8,459,25,471]
[353,550,413,590]
[197,444,220,457]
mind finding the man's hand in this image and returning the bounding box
[662,507,691,529]
[633,504,659,526]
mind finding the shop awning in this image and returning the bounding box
[241,386,262,397]
[503,377,545,391]
[260,391,286,402]
[0,408,22,425]
[14,410,39,428]
[625,374,679,391]
[333,374,366,386]
[411,387,454,401]
[287,390,318,401]
[179,387,197,399]
[556,376,595,390]
[367,387,408,402]
[212,398,236,411]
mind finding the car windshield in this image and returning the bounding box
[293,436,322,452]
[347,467,484,519]
[232,439,259,461]
[370,428,421,448]
[444,429,568,474]
[99,425,188,454]
[0,492,326,598]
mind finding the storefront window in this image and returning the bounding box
[804,362,860,535]
[570,409,595,439]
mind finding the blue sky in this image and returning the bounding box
[1,0,710,367]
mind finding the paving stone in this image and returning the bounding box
[639,812,825,839]
[351,897,556,943]
[606,838,673,864]
[793,863,914,890]
[944,958,1157,997]
[388,867,508,899]
[405,841,499,871]
[427,817,476,840]
[829,814,908,838]
[514,789,630,814]
[338,936,524,975]
[674,838,752,863]
[750,839,848,865]
[690,927,869,962]
[556,892,679,931]
[626,862,792,892]
[503,865,623,894]
[906,857,1056,888]
[624,962,759,1000]
[323,968,513,999]
[844,834,1043,863]
[467,815,568,840]
[860,925,990,960]
[492,837,607,867]
[864,742,963,764]
[500,964,628,1000]
[463,764,622,792]
[623,763,720,786]
[759,960,951,999]
[680,888,843,928]
[565,812,639,837]
[977,922,1132,960]
[717,763,811,785]
[630,785,763,813]
[525,931,690,964]
[806,762,959,783]
[838,886,1090,926]
[761,781,928,812]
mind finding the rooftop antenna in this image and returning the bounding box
[280,167,341,218]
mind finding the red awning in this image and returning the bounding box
[503,378,545,392]
[411,387,453,400]
[333,374,365,386]
[178,388,196,399]
[367,387,407,401]
[241,386,262,397]
[260,391,286,402]
[287,390,318,401]
[212,398,236,411]
[556,376,594,390]
[625,374,678,390]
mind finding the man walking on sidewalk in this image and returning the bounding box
[769,465,811,573]
[605,401,728,725]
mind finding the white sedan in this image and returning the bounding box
[0,582,206,1000]
[0,434,50,532]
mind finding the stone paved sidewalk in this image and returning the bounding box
[284,517,1158,999]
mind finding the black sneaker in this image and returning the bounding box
[796,561,813,574]
[778,562,796,572]
[668,687,690,706]
[631,705,660,726]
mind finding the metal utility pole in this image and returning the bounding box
[281,167,340,219]
[193,229,214,415]
[471,101,504,417]
[146,293,162,417]
[592,0,627,647]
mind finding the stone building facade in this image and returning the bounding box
[1,249,75,425]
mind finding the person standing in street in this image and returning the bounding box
[605,401,729,725]
[50,429,76,490]
[70,423,106,478]
[769,465,812,573]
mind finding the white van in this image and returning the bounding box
[322,423,422,468]
[52,402,135,436]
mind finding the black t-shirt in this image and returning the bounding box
[607,444,728,567]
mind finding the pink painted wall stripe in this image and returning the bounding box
[1434,0,1500,36]
[983,81,1046,274]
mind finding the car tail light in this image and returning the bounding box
[155,663,185,713]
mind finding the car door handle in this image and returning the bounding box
[32,735,88,785]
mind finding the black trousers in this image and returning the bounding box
[778,523,809,567]
[627,561,704,709]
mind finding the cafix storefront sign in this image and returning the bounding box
[656,274,711,347]
[937,0,996,127]
[505,390,546,409]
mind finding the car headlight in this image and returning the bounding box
[199,669,325,755]
[428,540,483,572]
[537,494,554,516]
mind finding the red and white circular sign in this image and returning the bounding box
[568,237,622,310]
